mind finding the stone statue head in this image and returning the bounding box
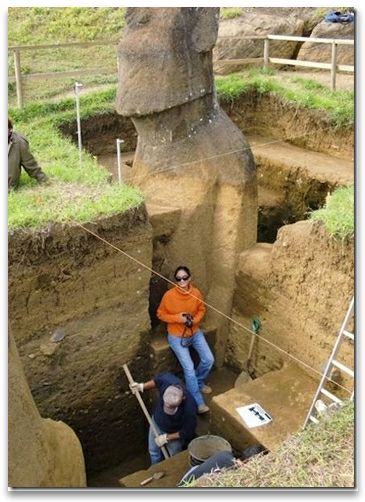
[117,7,220,116]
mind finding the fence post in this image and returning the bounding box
[13,49,23,108]
[263,38,270,70]
[330,41,338,91]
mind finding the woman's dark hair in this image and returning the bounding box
[174,266,191,279]
[8,118,13,130]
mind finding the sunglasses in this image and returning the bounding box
[175,275,190,282]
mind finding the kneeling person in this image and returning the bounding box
[177,444,267,486]
[130,372,197,465]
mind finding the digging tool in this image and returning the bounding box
[140,471,165,486]
[123,364,170,460]
[246,318,261,375]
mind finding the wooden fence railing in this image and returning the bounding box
[8,39,120,108]
[8,35,354,108]
[218,34,354,91]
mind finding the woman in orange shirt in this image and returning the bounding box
[157,266,214,414]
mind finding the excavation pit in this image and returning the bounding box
[9,89,353,487]
[60,90,353,244]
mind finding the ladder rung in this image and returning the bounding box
[320,388,343,405]
[343,330,354,340]
[332,359,354,378]
[309,415,319,424]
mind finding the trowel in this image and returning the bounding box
[140,471,165,486]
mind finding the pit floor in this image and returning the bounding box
[87,366,239,487]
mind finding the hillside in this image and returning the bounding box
[8,7,127,104]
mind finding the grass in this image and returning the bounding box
[8,69,353,232]
[9,85,116,125]
[216,70,354,127]
[8,9,354,232]
[287,76,354,128]
[220,8,244,20]
[8,183,143,230]
[8,8,354,128]
[8,91,143,231]
[8,7,126,44]
[310,186,354,239]
[8,7,125,105]
[189,400,354,488]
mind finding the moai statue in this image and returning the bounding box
[117,7,257,364]
[8,332,86,487]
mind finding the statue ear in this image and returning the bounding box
[191,7,220,53]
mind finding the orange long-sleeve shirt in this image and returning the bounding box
[157,285,206,337]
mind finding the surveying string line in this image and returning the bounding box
[58,117,353,177]
[258,325,354,395]
[120,120,355,186]
[72,220,352,396]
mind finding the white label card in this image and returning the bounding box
[236,403,272,428]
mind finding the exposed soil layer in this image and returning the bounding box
[62,90,353,162]
[96,132,353,244]
[64,90,353,243]
[59,113,138,156]
[226,221,354,389]
[9,207,155,473]
[249,134,353,242]
[222,91,353,160]
[9,91,354,484]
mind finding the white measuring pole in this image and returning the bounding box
[74,82,83,168]
[116,138,124,185]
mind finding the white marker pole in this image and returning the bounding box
[116,138,124,185]
[74,82,83,168]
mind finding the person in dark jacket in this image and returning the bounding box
[8,118,49,190]
[130,372,197,465]
[177,444,267,486]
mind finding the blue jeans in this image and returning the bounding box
[148,420,184,465]
[168,330,214,407]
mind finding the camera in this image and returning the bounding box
[183,313,193,328]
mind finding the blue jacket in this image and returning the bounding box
[325,11,354,23]
[152,372,197,444]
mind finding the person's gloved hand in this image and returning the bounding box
[129,382,144,394]
[154,433,168,447]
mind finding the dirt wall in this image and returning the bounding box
[61,91,353,164]
[222,91,353,160]
[60,113,138,156]
[225,221,354,397]
[8,206,154,473]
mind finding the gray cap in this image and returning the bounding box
[163,385,183,415]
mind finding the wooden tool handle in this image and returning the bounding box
[123,364,169,460]
[140,476,153,486]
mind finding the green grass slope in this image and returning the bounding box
[8,88,143,231]
[8,7,126,103]
[190,401,354,488]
